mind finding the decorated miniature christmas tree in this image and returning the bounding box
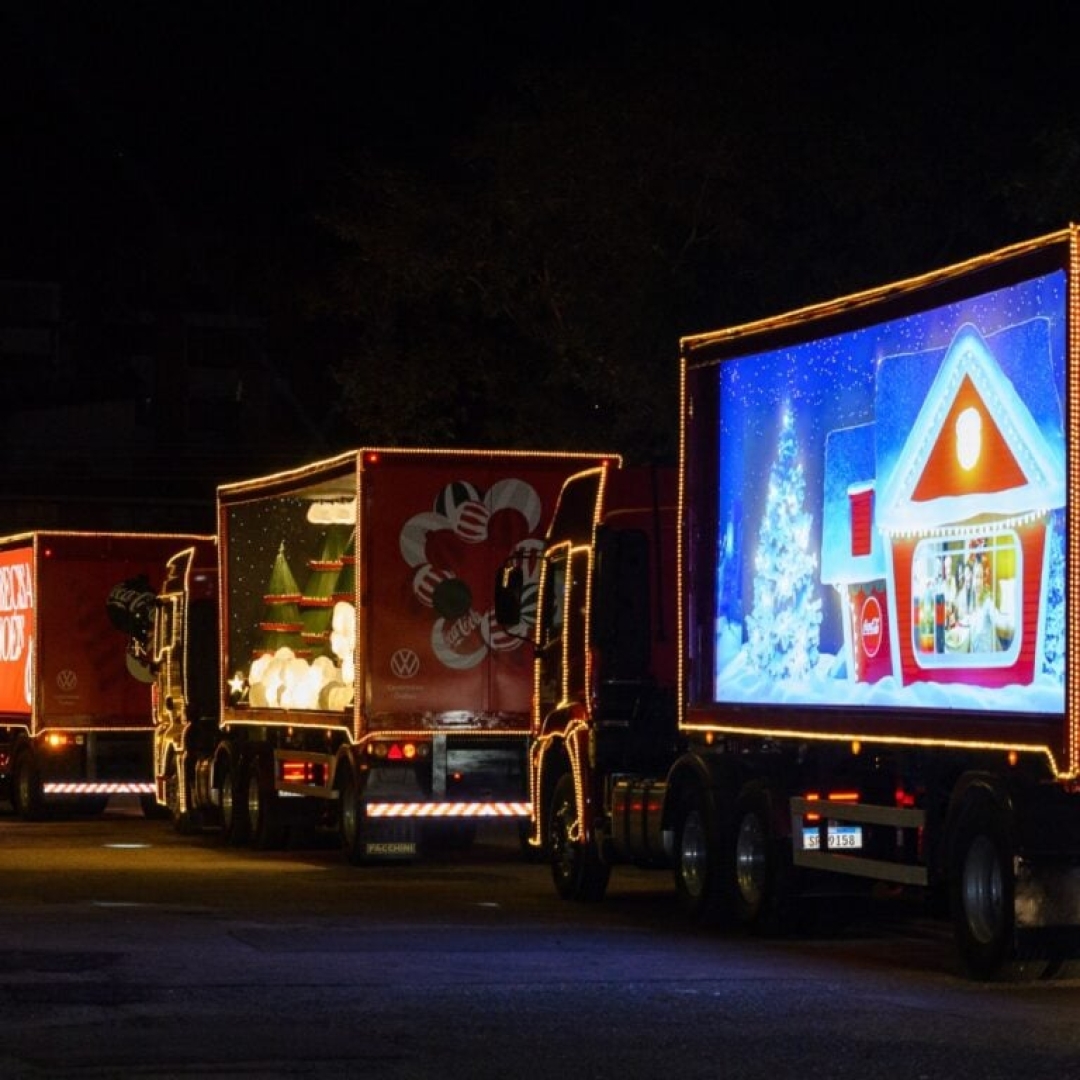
[332,528,357,605]
[299,526,347,658]
[256,541,304,656]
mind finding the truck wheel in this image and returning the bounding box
[339,765,367,865]
[12,752,44,821]
[949,789,1014,980]
[730,782,788,934]
[247,762,286,851]
[549,772,610,902]
[673,784,726,922]
[164,758,201,834]
[219,757,249,846]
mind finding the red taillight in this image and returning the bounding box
[370,740,427,761]
[279,761,325,785]
[895,786,917,808]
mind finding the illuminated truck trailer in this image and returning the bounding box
[0,530,213,818]
[518,228,1080,980]
[152,447,616,861]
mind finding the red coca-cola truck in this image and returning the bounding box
[0,529,212,818]
[513,228,1080,980]
[150,447,615,860]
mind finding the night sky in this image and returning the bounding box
[7,5,1079,298]
[2,2,1079,502]
[2,3,668,287]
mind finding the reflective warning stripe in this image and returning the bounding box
[42,782,155,795]
[365,801,531,818]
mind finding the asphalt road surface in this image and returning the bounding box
[1,797,1079,1079]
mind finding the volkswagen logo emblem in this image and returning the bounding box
[56,669,78,692]
[390,649,420,678]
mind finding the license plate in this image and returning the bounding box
[802,824,863,851]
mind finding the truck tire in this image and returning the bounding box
[163,757,201,835]
[948,788,1015,980]
[12,751,44,821]
[730,781,790,935]
[673,783,727,923]
[247,760,287,850]
[549,772,610,902]
[339,764,368,865]
[219,756,250,846]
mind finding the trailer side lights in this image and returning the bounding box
[370,741,424,761]
[803,789,860,822]
[280,761,325,785]
[44,732,71,750]
[1007,749,1019,767]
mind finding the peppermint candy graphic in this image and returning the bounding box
[400,478,544,670]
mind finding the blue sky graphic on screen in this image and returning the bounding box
[714,270,1066,714]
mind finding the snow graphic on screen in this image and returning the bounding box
[713,271,1067,716]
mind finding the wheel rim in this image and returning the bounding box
[247,771,262,829]
[550,786,576,886]
[341,775,360,849]
[962,834,1004,945]
[679,808,708,899]
[735,812,767,908]
[164,759,179,817]
[16,763,31,811]
[220,767,235,829]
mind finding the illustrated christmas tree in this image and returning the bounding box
[299,526,348,658]
[745,405,823,679]
[257,541,305,656]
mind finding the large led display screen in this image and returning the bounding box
[713,269,1066,715]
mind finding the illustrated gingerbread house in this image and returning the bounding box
[824,318,1065,689]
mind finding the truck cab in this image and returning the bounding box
[502,461,679,897]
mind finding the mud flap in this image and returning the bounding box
[364,816,419,860]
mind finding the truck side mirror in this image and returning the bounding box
[494,563,524,627]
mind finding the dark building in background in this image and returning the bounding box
[0,281,322,536]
